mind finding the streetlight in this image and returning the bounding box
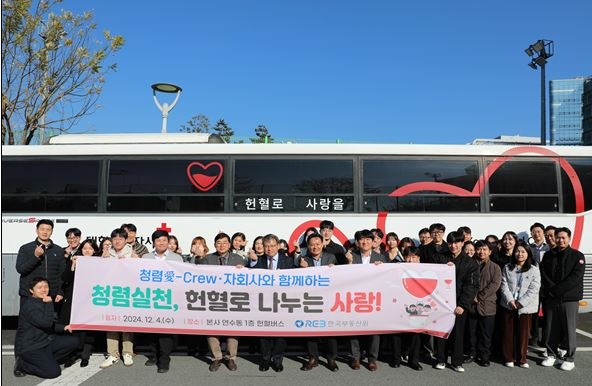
[525,39,554,145]
[151,83,182,133]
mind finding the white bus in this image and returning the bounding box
[2,134,591,316]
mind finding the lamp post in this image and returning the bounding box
[151,83,182,133]
[525,39,554,145]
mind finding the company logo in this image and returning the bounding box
[295,320,326,328]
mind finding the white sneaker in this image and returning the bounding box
[504,362,514,368]
[100,355,119,368]
[557,348,567,359]
[541,356,557,367]
[435,362,446,370]
[122,353,134,366]
[519,363,530,368]
[560,361,575,371]
[451,365,465,373]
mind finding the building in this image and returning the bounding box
[549,76,591,145]
[469,135,541,145]
[582,77,592,145]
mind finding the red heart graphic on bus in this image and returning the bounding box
[385,146,585,249]
[186,162,223,192]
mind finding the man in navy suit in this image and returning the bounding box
[298,233,339,371]
[251,234,295,372]
[345,229,386,371]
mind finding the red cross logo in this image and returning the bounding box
[156,222,172,232]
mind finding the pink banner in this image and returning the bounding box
[70,258,456,338]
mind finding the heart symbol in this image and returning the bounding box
[385,146,585,249]
[186,162,223,192]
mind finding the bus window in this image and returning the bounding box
[487,160,559,212]
[488,160,557,194]
[107,196,224,212]
[233,159,354,212]
[366,195,480,212]
[1,160,99,212]
[489,197,558,212]
[561,158,592,213]
[107,159,226,212]
[362,158,480,212]
[234,159,353,194]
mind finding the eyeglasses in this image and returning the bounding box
[67,236,80,241]
[430,231,444,235]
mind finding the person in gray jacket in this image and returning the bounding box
[196,232,245,372]
[499,240,541,368]
[142,230,183,373]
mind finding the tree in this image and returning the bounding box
[250,124,273,143]
[2,0,124,145]
[180,114,210,133]
[212,118,234,143]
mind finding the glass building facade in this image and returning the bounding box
[550,76,591,145]
[582,78,592,145]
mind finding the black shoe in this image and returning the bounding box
[479,359,490,367]
[145,358,157,366]
[327,359,339,372]
[463,355,475,364]
[390,362,401,368]
[272,361,284,372]
[259,361,270,372]
[13,357,26,377]
[409,362,423,371]
[157,365,169,373]
[64,356,78,368]
[80,359,89,368]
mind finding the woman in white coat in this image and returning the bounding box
[499,240,541,368]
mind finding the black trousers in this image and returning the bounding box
[260,337,288,364]
[306,337,338,360]
[147,333,175,367]
[435,312,468,367]
[19,334,79,379]
[467,313,495,361]
[392,333,421,365]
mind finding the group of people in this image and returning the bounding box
[13,219,585,379]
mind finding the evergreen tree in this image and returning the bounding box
[212,118,234,142]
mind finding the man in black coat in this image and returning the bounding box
[14,277,78,378]
[16,219,66,307]
[540,227,585,371]
[433,231,479,373]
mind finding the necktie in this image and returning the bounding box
[268,256,274,270]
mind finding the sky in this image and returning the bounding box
[62,0,592,144]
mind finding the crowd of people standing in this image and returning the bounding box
[13,218,585,378]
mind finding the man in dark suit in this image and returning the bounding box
[345,229,386,371]
[252,234,295,372]
[196,232,246,372]
[298,233,339,372]
[142,230,184,373]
